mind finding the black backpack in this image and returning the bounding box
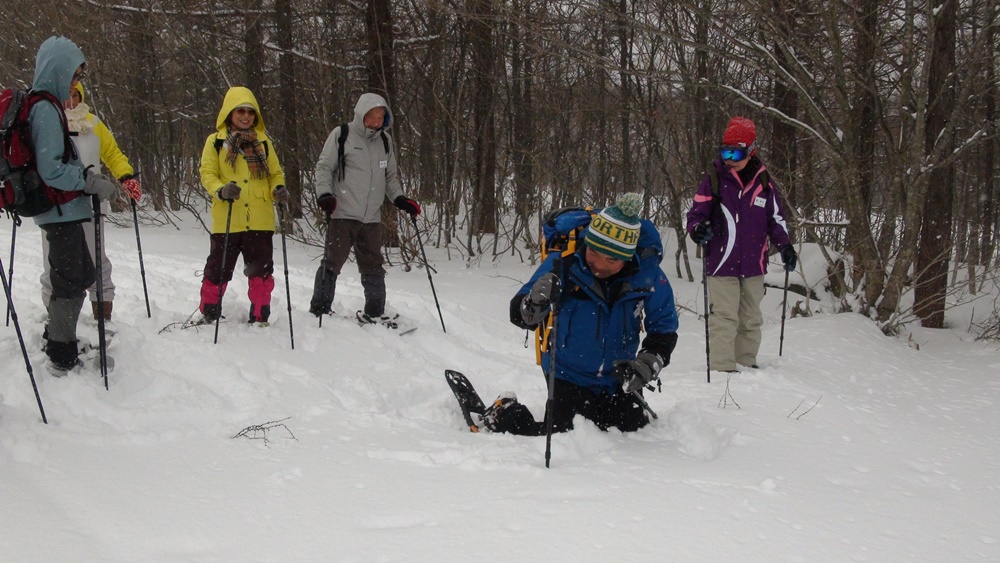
[334,123,390,181]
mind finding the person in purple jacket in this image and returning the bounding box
[686,116,796,372]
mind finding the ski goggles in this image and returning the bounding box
[720,146,749,161]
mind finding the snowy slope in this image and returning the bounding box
[1,217,998,562]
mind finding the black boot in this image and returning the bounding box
[481,393,543,435]
[360,274,386,318]
[201,303,222,322]
[46,339,81,375]
[309,267,337,317]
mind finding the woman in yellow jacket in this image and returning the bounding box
[197,86,286,325]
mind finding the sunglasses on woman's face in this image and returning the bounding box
[233,107,256,116]
[720,147,748,161]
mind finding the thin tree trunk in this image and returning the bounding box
[367,0,400,246]
[914,0,957,328]
[469,0,498,237]
[244,2,264,88]
[275,0,301,220]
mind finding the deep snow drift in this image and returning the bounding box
[1,216,998,562]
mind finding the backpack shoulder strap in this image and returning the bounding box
[759,170,771,194]
[708,165,720,198]
[337,122,349,181]
[25,90,75,164]
[380,131,390,156]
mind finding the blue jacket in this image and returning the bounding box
[515,224,679,394]
[29,36,90,226]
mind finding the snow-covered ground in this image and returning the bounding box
[1,215,998,562]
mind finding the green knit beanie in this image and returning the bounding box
[583,192,643,260]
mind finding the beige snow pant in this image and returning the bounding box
[707,275,766,371]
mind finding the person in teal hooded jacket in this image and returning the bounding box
[29,36,118,374]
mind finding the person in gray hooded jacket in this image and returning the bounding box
[308,93,420,323]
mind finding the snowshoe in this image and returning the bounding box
[47,357,84,378]
[159,309,227,334]
[79,338,116,374]
[445,370,487,432]
[356,311,417,335]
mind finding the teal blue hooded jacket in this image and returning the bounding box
[29,36,90,225]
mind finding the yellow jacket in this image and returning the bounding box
[199,87,285,234]
[74,82,134,180]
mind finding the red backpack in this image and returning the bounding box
[0,88,81,219]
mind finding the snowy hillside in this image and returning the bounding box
[1,217,998,562]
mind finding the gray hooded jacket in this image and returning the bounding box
[314,93,404,223]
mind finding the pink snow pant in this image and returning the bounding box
[199,230,274,321]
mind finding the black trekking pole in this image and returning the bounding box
[0,253,47,423]
[5,219,15,327]
[130,199,151,318]
[278,204,294,350]
[410,214,446,333]
[318,214,331,329]
[701,245,711,384]
[214,201,234,345]
[631,390,659,420]
[544,255,565,469]
[92,195,110,390]
[779,269,790,356]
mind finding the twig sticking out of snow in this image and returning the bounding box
[787,396,822,420]
[718,374,740,409]
[233,417,297,445]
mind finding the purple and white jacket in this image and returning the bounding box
[685,158,791,278]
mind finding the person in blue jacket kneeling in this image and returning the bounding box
[492,193,680,435]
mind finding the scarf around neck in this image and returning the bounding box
[64,103,94,134]
[224,126,269,180]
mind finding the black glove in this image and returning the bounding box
[691,222,713,245]
[393,195,421,217]
[217,181,241,201]
[614,351,663,394]
[317,193,337,215]
[84,172,117,201]
[520,272,560,327]
[272,185,289,204]
[781,246,797,272]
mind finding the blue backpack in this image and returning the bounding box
[540,206,662,264]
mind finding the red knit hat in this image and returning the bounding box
[722,116,756,151]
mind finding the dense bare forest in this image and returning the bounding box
[1,0,998,335]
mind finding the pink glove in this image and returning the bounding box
[121,177,142,201]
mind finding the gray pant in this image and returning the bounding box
[707,275,765,371]
[41,214,113,306]
[313,219,386,317]
[39,221,95,344]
